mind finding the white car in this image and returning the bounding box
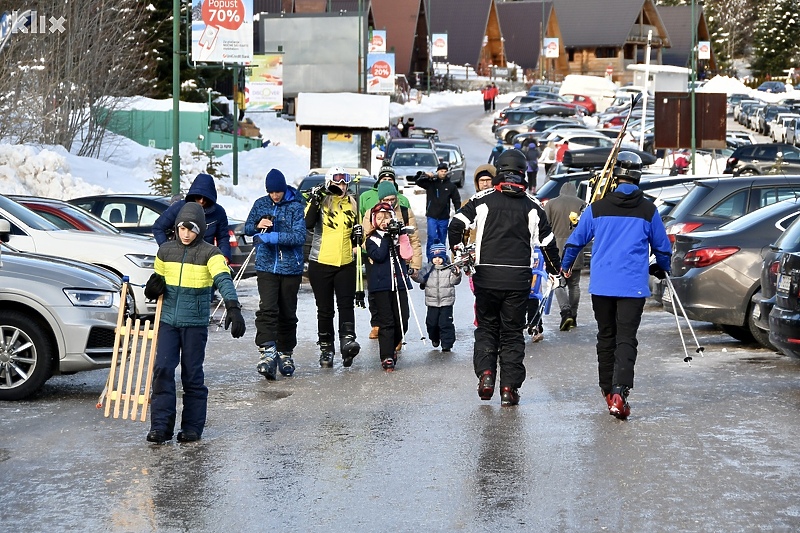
[0,194,157,316]
[539,130,616,152]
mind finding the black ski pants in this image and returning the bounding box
[307,260,356,342]
[365,259,379,327]
[473,287,528,388]
[373,290,408,361]
[591,295,646,392]
[254,271,301,352]
[426,304,455,349]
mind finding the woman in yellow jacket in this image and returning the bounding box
[305,167,362,368]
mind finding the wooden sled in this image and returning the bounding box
[96,282,163,422]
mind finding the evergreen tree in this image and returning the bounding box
[750,0,800,78]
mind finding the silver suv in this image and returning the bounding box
[0,221,122,400]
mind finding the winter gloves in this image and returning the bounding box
[254,232,279,245]
[649,264,668,280]
[144,273,166,300]
[224,300,246,338]
[351,224,364,247]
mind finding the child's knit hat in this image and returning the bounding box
[430,241,447,259]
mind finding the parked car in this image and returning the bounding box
[768,113,800,142]
[492,107,542,133]
[389,148,440,185]
[727,93,752,115]
[537,130,616,152]
[664,175,800,241]
[755,214,800,343]
[757,81,787,93]
[662,198,800,348]
[786,118,800,146]
[382,137,436,162]
[508,95,547,108]
[435,143,466,188]
[68,194,255,280]
[723,143,800,175]
[560,93,597,115]
[0,221,123,400]
[295,174,377,263]
[770,251,800,358]
[733,99,759,122]
[0,194,156,316]
[759,105,791,136]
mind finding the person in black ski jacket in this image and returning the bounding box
[417,162,461,261]
[449,149,561,406]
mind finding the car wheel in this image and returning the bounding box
[748,298,777,351]
[719,323,756,344]
[505,131,518,144]
[0,311,54,401]
[456,172,464,188]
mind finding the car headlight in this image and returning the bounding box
[126,254,156,269]
[63,289,115,307]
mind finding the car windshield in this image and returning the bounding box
[0,195,60,231]
[393,152,437,167]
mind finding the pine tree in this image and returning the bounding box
[750,0,800,78]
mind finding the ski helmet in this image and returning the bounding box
[493,149,528,196]
[371,201,394,227]
[613,151,643,184]
[326,166,352,195]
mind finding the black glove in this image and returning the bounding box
[144,273,166,299]
[355,291,366,308]
[224,300,246,338]
[309,185,326,204]
[387,218,402,237]
[649,264,668,280]
[419,283,426,290]
[351,224,364,247]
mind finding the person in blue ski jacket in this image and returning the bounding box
[153,173,231,261]
[244,169,306,381]
[560,152,671,420]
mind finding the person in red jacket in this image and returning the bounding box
[490,82,499,111]
[481,85,492,112]
[556,140,570,163]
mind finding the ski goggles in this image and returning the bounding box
[330,172,352,184]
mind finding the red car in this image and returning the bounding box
[561,93,597,115]
[10,195,127,234]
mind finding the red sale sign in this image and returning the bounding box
[371,61,391,78]
[202,0,245,31]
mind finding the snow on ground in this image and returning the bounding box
[0,90,494,220]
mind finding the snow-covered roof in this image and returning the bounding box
[296,92,390,129]
[114,96,208,113]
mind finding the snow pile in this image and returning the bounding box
[697,75,753,96]
[0,145,105,198]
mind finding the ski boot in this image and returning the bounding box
[500,386,520,406]
[609,385,631,419]
[277,352,295,377]
[478,370,495,401]
[257,343,278,380]
[340,323,360,368]
[318,333,335,368]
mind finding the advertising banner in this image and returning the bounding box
[369,30,386,53]
[367,53,395,94]
[431,33,448,58]
[248,54,284,111]
[697,41,711,60]
[191,0,253,63]
[543,38,559,59]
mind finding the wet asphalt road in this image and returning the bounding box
[3,104,800,532]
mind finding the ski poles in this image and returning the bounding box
[664,275,705,363]
[212,234,259,328]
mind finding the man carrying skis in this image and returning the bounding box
[560,152,671,419]
[449,149,561,406]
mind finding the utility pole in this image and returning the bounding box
[427,0,431,95]
[172,0,180,195]
[690,0,697,174]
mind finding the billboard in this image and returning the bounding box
[697,41,711,60]
[369,30,386,53]
[248,54,284,111]
[431,33,448,58]
[543,38,559,59]
[367,53,395,94]
[191,0,253,63]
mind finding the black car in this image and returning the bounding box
[663,198,800,348]
[770,251,800,358]
[756,214,800,341]
[68,194,256,279]
[723,143,800,176]
[435,142,466,188]
[295,174,377,263]
[759,105,791,136]
[664,175,800,241]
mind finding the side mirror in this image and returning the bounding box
[0,219,10,243]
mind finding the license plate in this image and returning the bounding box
[662,284,672,303]
[778,274,791,293]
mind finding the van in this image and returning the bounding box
[558,75,617,112]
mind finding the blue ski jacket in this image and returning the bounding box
[562,183,671,298]
[244,186,306,276]
[153,173,231,260]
